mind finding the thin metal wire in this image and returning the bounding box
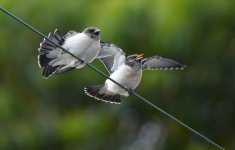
[0,7,225,150]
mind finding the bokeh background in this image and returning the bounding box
[1,0,235,149]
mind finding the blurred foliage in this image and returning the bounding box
[0,0,235,149]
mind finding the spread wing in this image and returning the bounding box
[141,56,186,70]
[98,41,126,74]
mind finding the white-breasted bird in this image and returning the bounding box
[38,27,101,78]
[84,42,186,104]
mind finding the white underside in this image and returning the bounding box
[100,64,142,97]
[48,32,100,67]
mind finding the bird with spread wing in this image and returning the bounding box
[84,42,186,104]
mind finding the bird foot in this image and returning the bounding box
[125,87,133,95]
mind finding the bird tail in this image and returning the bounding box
[84,84,121,104]
[38,29,64,78]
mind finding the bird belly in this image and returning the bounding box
[59,33,100,66]
[105,65,142,96]
[80,41,100,63]
[62,33,91,57]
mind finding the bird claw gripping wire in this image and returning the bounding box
[126,87,133,95]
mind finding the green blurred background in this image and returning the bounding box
[0,0,235,149]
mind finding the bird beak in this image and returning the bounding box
[94,29,101,34]
[135,54,144,60]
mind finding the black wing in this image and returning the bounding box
[141,56,186,70]
[38,29,65,78]
[98,41,126,74]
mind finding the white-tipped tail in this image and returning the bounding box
[84,84,121,104]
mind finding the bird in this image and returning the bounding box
[84,42,186,104]
[38,27,101,78]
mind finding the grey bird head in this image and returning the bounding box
[125,54,144,70]
[83,27,101,40]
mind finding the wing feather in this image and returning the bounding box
[98,42,126,74]
[141,56,186,70]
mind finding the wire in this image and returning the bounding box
[0,7,225,150]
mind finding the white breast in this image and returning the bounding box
[63,33,89,54]
[105,64,142,96]
[80,39,100,63]
[62,33,100,63]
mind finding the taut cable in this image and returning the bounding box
[0,7,225,150]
